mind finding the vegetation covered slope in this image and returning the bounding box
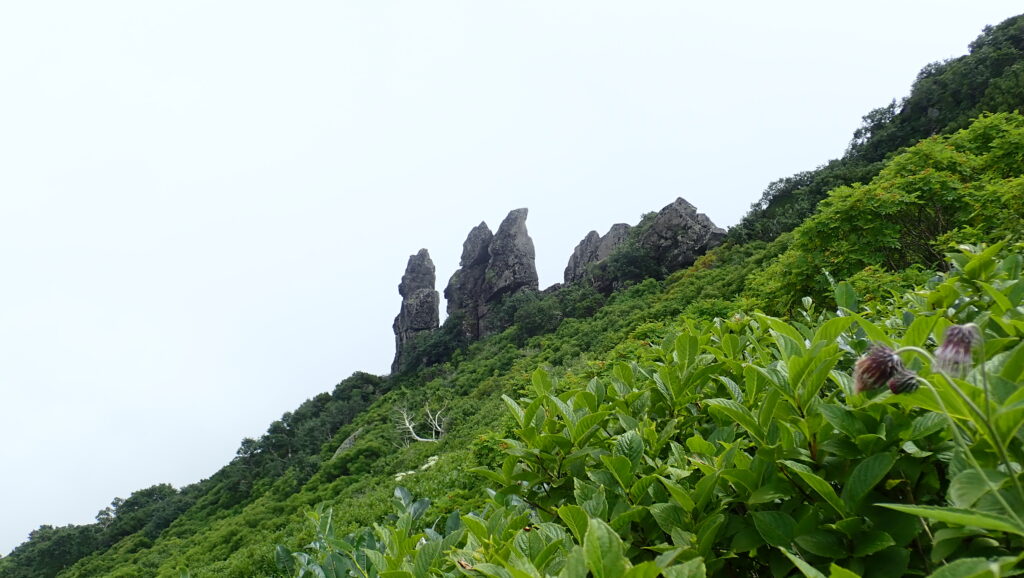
[2,15,1024,578]
[729,14,1024,244]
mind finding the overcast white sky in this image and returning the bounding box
[2,1,1021,555]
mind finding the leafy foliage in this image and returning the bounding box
[747,113,1024,313]
[730,14,1024,244]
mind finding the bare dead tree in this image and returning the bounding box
[396,404,446,442]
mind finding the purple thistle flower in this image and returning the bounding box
[888,370,919,394]
[934,324,980,376]
[855,345,906,393]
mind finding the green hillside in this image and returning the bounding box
[3,15,1024,578]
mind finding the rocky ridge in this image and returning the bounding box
[391,198,723,373]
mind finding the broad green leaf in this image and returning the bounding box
[662,558,707,578]
[962,241,1004,280]
[778,547,826,578]
[852,530,894,557]
[795,530,845,558]
[717,375,744,403]
[657,476,696,512]
[752,510,797,547]
[600,454,634,491]
[781,461,847,516]
[909,412,946,440]
[613,362,635,388]
[693,473,719,511]
[758,314,808,348]
[559,546,587,578]
[532,538,565,573]
[706,398,766,445]
[835,282,858,312]
[814,316,855,345]
[461,514,489,540]
[571,411,611,444]
[998,342,1024,382]
[747,482,791,504]
[615,430,645,467]
[274,545,293,572]
[532,368,553,396]
[413,539,441,578]
[675,334,700,370]
[926,556,1008,578]
[649,502,688,535]
[901,314,938,348]
[878,504,1024,536]
[790,345,841,408]
[470,564,513,578]
[583,518,626,578]
[828,564,860,578]
[549,395,578,429]
[469,467,509,486]
[852,313,890,343]
[841,452,897,508]
[630,474,659,504]
[502,395,525,427]
[624,562,663,578]
[977,281,1013,314]
[558,505,589,543]
[949,469,1008,509]
[818,404,866,440]
[695,513,725,557]
[362,550,389,574]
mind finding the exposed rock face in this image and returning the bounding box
[444,222,493,340]
[563,223,631,284]
[392,249,440,373]
[484,208,538,301]
[638,198,725,272]
[445,209,538,340]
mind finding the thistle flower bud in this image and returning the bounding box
[888,370,919,394]
[855,345,905,393]
[934,324,980,376]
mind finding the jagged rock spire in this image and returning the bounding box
[564,223,631,284]
[444,208,538,340]
[391,249,439,373]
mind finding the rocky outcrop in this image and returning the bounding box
[443,222,493,340]
[637,198,725,272]
[445,208,538,340]
[484,208,538,301]
[563,223,631,284]
[391,249,440,373]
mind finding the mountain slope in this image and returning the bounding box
[2,14,1024,578]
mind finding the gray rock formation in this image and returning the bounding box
[483,208,538,301]
[563,223,631,284]
[638,197,725,272]
[392,249,440,373]
[444,222,493,340]
[444,209,538,340]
